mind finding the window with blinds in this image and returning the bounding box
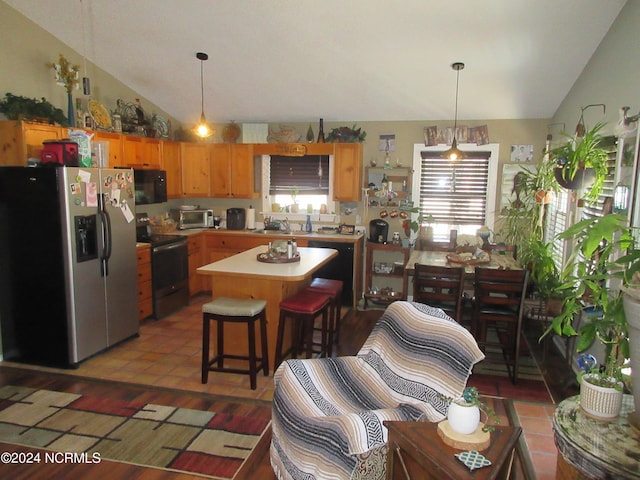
[269,155,329,195]
[418,151,491,229]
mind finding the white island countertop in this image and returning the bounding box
[197,245,338,281]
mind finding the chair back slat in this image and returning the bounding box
[413,264,465,321]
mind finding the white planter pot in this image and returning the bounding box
[580,374,623,419]
[447,399,480,435]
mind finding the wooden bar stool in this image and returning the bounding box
[274,290,332,369]
[305,278,344,354]
[201,297,269,390]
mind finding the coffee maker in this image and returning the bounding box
[369,219,389,243]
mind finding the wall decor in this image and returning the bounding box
[510,144,534,162]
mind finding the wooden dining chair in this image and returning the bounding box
[472,266,529,383]
[412,263,465,322]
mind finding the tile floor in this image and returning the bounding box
[513,401,558,480]
[2,295,563,478]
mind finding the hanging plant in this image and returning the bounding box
[549,122,610,204]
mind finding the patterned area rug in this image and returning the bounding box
[469,329,553,403]
[0,385,270,479]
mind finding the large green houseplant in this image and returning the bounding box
[549,123,610,205]
[541,214,639,418]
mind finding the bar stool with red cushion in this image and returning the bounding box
[305,278,344,354]
[201,297,269,390]
[274,290,332,369]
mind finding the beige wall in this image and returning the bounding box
[0,1,178,129]
[553,0,640,134]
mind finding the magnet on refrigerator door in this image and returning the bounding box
[86,182,97,207]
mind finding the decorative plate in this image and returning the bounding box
[152,114,169,138]
[88,99,112,130]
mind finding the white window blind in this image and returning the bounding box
[269,155,329,195]
[418,151,491,226]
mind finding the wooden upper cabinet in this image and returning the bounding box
[0,120,64,165]
[333,143,363,201]
[210,143,258,198]
[181,142,210,197]
[122,136,161,169]
[93,131,124,167]
[161,140,182,198]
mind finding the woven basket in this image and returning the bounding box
[150,222,177,234]
[579,374,623,419]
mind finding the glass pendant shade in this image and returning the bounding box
[194,52,214,139]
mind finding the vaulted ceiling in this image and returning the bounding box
[5,0,627,125]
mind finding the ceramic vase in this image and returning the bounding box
[447,399,480,435]
[67,93,74,127]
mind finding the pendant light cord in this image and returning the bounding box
[200,59,205,115]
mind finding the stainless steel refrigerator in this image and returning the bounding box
[0,166,139,368]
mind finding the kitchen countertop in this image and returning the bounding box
[197,246,338,281]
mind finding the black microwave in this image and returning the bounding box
[132,168,167,204]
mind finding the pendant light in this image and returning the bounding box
[194,52,214,138]
[442,62,465,161]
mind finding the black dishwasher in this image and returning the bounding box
[308,240,354,306]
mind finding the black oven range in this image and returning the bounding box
[136,213,189,319]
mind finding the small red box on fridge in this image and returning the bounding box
[40,139,79,166]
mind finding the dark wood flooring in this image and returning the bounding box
[0,307,576,479]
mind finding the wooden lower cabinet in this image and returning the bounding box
[187,233,205,296]
[136,244,153,321]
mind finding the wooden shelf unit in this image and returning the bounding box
[363,241,410,308]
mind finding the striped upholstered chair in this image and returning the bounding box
[270,301,484,480]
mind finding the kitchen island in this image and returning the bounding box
[197,245,338,369]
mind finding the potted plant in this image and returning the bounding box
[399,206,425,246]
[549,123,610,204]
[289,186,299,213]
[541,213,637,419]
[446,387,499,434]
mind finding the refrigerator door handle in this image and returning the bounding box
[99,194,112,277]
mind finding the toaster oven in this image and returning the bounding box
[171,209,214,229]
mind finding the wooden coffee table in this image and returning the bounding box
[384,421,521,480]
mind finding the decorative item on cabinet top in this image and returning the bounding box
[222,121,241,143]
[325,124,366,143]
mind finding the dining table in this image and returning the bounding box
[403,249,521,298]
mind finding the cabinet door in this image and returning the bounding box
[123,136,161,168]
[230,144,256,198]
[145,138,161,168]
[210,144,231,197]
[122,136,145,166]
[24,123,65,162]
[162,141,182,198]
[181,142,210,197]
[93,131,124,167]
[334,143,362,201]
